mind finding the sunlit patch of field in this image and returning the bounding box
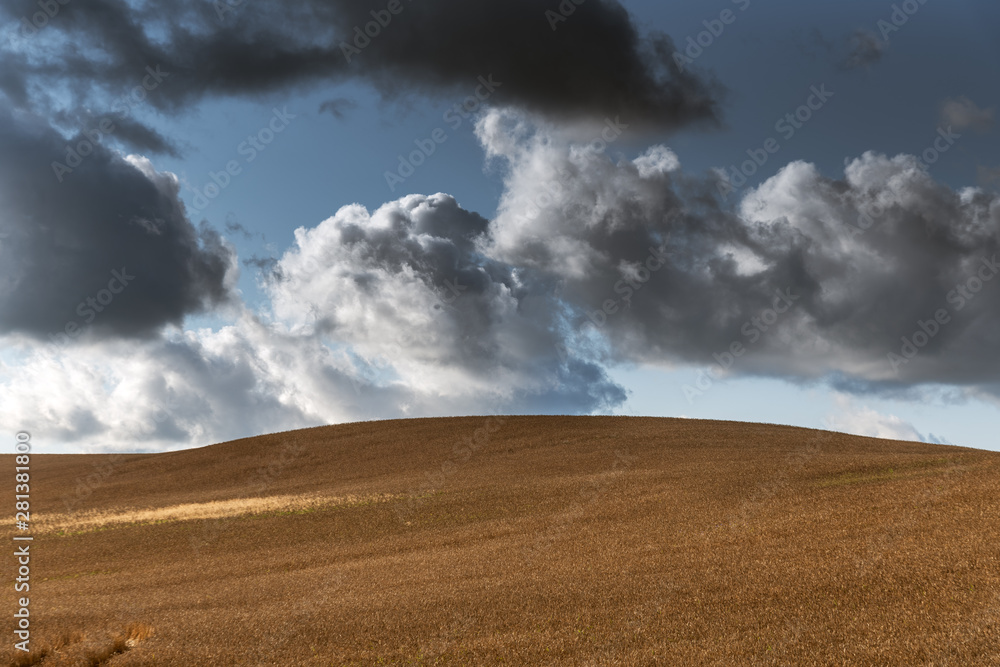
[3,416,998,666]
[37,492,398,536]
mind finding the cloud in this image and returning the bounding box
[476,109,1000,395]
[48,106,183,157]
[0,0,722,133]
[4,107,1000,451]
[823,396,922,442]
[318,97,357,120]
[0,108,236,340]
[840,29,886,69]
[264,192,626,411]
[224,215,255,240]
[242,254,281,279]
[940,96,994,132]
[978,165,1000,188]
[0,315,396,452]
[0,188,628,451]
[109,116,183,157]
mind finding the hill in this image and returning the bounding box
[4,416,999,665]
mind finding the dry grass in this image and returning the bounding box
[8,625,152,666]
[39,492,398,536]
[2,416,998,665]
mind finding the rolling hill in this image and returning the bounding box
[5,416,999,665]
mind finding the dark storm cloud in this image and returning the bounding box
[107,116,183,157]
[0,108,234,339]
[50,109,183,157]
[0,0,706,418]
[0,0,721,132]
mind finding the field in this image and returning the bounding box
[3,416,999,665]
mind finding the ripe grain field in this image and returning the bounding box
[3,416,999,665]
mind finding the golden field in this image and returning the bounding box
[3,416,998,665]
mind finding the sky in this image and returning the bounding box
[0,0,998,453]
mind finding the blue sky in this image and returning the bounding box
[0,0,998,452]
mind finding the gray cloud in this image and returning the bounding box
[227,114,1000,423]
[265,192,626,414]
[243,254,281,280]
[0,0,724,352]
[0,189,630,451]
[107,116,183,158]
[4,108,1000,450]
[0,318,404,450]
[477,110,1000,396]
[0,108,235,340]
[940,96,994,132]
[225,215,255,240]
[0,0,722,135]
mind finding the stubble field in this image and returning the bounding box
[3,416,999,665]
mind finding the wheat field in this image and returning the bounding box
[3,416,999,665]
